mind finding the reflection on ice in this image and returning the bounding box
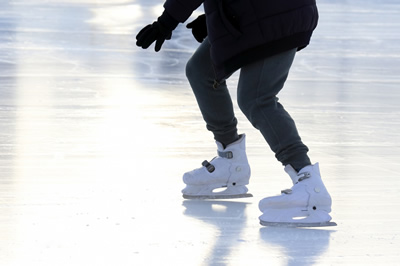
[260,227,334,266]
[183,200,250,265]
[88,4,143,33]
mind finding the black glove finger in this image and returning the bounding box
[154,37,166,52]
[186,21,194,29]
[136,24,152,41]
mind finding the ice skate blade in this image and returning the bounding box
[183,193,253,200]
[260,220,337,228]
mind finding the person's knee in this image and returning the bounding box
[238,94,278,124]
[185,56,198,82]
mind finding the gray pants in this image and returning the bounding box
[185,38,311,170]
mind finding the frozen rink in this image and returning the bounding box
[1,0,400,265]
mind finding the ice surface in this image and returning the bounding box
[0,0,399,265]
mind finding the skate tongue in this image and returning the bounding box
[284,165,299,185]
[216,140,225,151]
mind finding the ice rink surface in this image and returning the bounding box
[0,0,399,265]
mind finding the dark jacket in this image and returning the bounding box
[164,0,319,82]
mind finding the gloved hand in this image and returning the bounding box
[136,22,171,52]
[136,11,179,52]
[186,14,207,43]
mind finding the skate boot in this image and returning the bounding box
[259,163,336,227]
[182,134,252,199]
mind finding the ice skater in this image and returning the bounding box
[136,0,335,227]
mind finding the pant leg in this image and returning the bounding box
[186,38,239,146]
[237,49,311,170]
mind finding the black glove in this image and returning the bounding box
[186,14,207,43]
[136,11,179,52]
[136,22,171,52]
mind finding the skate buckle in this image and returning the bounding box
[218,150,233,159]
[202,160,215,173]
[281,189,292,194]
[297,172,311,182]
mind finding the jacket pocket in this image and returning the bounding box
[218,0,242,38]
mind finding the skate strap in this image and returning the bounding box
[281,189,292,194]
[202,160,215,173]
[297,172,311,182]
[281,172,311,194]
[217,150,233,159]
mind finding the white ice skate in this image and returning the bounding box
[259,163,336,227]
[182,134,252,199]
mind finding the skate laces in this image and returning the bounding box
[281,172,311,194]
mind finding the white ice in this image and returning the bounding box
[0,0,399,265]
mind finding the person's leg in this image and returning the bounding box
[186,38,239,147]
[237,49,334,226]
[182,38,251,199]
[237,49,311,171]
